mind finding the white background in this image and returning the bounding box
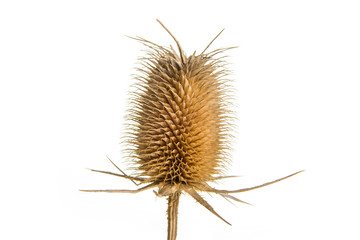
[1,1,359,239]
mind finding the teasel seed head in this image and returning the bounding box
[81,19,304,240]
[125,23,234,194]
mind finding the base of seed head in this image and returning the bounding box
[81,19,303,240]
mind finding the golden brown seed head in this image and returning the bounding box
[126,36,234,192]
[82,22,303,240]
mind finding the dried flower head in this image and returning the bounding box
[81,19,303,240]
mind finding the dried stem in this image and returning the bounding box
[167,192,181,240]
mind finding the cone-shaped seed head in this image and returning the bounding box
[126,36,233,190]
[82,23,303,240]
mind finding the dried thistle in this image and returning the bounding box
[81,19,303,240]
